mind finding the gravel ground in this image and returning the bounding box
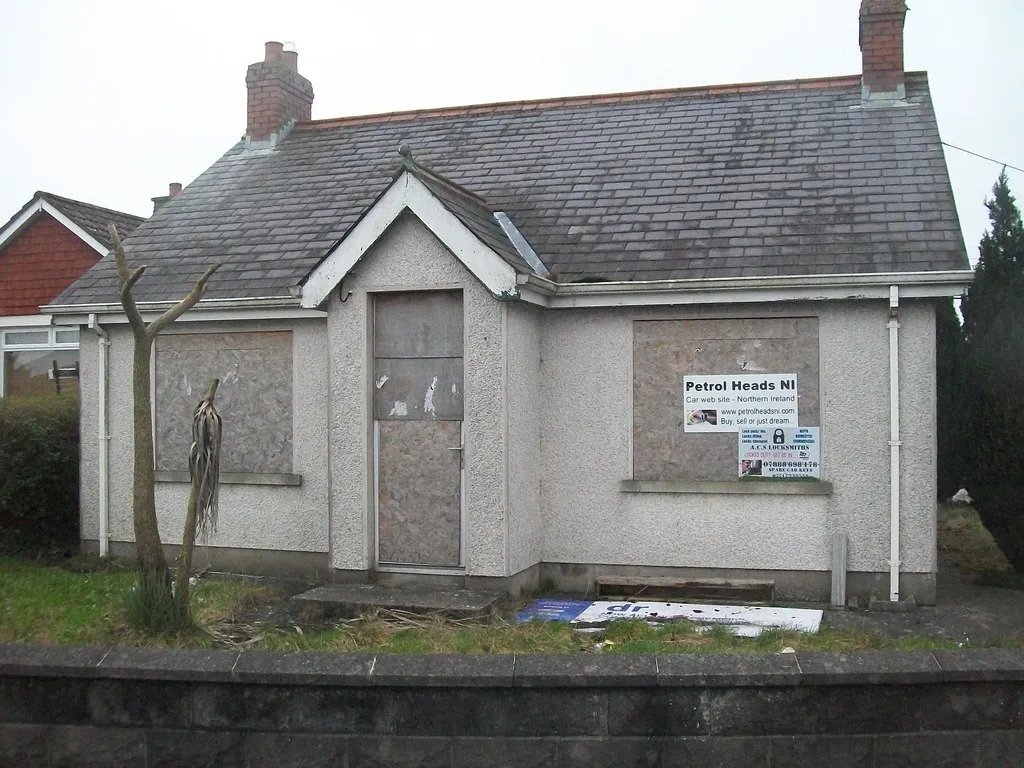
[823,570,1024,644]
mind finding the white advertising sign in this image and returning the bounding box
[573,602,822,636]
[518,599,823,636]
[683,373,799,432]
[739,426,820,479]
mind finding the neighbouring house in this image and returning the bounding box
[49,1,970,603]
[0,192,144,398]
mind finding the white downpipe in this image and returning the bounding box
[88,314,110,558]
[887,287,901,602]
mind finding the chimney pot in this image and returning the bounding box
[859,0,908,102]
[282,50,298,71]
[264,41,284,62]
[169,182,182,196]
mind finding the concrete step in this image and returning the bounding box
[291,583,502,620]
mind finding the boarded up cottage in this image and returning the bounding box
[50,1,970,603]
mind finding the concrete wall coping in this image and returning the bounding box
[620,479,833,495]
[4,644,1023,688]
[154,471,303,487]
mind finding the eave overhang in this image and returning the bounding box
[515,269,973,308]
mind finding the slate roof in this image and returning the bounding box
[54,71,969,306]
[406,162,533,273]
[0,192,145,251]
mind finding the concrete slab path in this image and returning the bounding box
[825,571,1024,644]
[292,583,502,619]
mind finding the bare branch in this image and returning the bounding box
[147,263,221,337]
[118,265,147,298]
[109,223,146,334]
[110,223,130,285]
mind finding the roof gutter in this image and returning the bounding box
[44,269,972,317]
[43,295,326,325]
[515,270,972,308]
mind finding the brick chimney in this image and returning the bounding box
[859,0,908,102]
[246,41,314,144]
[151,182,183,215]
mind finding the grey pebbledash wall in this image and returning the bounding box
[79,318,331,560]
[541,300,937,595]
[2,644,1023,767]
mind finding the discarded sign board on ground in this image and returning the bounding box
[517,599,822,637]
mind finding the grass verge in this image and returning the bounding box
[259,613,1011,655]
[0,556,135,645]
[5,556,990,653]
[4,508,1024,655]
[0,556,282,648]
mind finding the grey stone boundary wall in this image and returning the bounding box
[2,644,1023,767]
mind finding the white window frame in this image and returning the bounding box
[0,323,81,397]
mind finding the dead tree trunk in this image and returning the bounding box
[131,332,165,588]
[110,224,219,596]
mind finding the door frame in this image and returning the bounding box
[370,286,468,575]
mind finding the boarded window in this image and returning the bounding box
[155,331,293,473]
[633,318,819,481]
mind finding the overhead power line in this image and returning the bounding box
[942,142,1024,175]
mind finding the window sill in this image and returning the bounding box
[155,471,302,487]
[620,479,832,496]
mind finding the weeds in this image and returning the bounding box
[937,504,1012,575]
[122,575,193,635]
[252,611,1024,656]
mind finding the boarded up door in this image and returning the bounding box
[374,291,464,567]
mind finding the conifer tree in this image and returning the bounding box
[962,170,1023,343]
[959,171,1024,570]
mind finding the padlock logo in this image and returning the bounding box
[772,429,786,444]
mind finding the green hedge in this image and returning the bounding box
[964,301,1024,571]
[0,395,80,553]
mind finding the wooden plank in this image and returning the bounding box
[377,420,462,567]
[373,357,463,420]
[596,576,775,602]
[832,532,848,607]
[373,291,463,358]
[596,576,774,588]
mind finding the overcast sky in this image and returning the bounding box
[2,0,1020,264]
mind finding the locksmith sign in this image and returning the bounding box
[739,427,820,479]
[683,374,799,432]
